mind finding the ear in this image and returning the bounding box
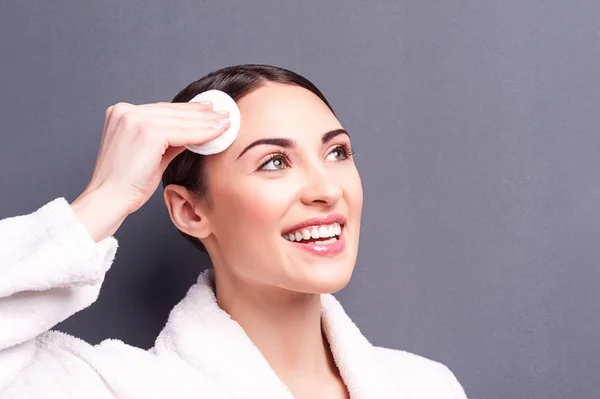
[163,184,213,239]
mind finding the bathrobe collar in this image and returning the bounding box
[154,269,400,398]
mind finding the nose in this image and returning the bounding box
[299,167,343,207]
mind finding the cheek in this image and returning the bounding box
[212,179,297,272]
[352,170,364,208]
[217,178,295,239]
[336,166,363,213]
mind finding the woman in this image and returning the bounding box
[0,64,467,398]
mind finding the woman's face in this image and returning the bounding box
[202,82,363,294]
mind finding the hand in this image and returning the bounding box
[72,101,230,241]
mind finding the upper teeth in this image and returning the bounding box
[284,223,342,241]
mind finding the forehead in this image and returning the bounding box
[232,82,339,143]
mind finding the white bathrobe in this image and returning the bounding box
[0,198,467,398]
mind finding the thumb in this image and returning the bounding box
[160,146,187,173]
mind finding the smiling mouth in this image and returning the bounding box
[282,222,343,244]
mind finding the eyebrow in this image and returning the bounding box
[236,129,350,160]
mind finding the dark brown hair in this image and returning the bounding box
[161,64,335,254]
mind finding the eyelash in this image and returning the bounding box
[258,143,355,171]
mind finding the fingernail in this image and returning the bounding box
[217,118,230,124]
[216,109,229,115]
[199,100,213,105]
[212,122,224,129]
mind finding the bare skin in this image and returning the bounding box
[71,100,231,242]
[71,82,361,398]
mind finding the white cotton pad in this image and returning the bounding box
[185,90,241,155]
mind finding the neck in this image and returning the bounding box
[211,267,340,386]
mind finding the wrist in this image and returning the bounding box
[71,186,130,242]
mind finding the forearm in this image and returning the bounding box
[0,198,119,350]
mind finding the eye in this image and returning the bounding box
[258,153,290,171]
[325,143,355,161]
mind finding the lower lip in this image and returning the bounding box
[284,229,346,256]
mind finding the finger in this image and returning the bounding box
[140,102,235,117]
[104,102,137,139]
[161,120,231,148]
[139,102,216,111]
[107,105,230,143]
[131,115,231,148]
[135,104,230,120]
[160,145,187,173]
[143,113,232,133]
[141,101,214,108]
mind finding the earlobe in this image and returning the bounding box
[163,185,213,239]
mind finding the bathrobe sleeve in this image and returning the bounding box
[0,197,119,397]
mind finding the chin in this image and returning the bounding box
[300,262,355,294]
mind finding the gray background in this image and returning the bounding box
[1,1,599,397]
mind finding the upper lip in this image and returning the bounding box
[282,214,346,235]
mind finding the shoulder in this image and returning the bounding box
[32,330,157,376]
[9,330,190,398]
[372,346,468,398]
[35,329,166,370]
